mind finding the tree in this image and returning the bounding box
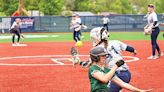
[39,0,65,15]
[64,0,75,10]
[0,0,18,16]
[155,0,164,13]
[25,0,40,10]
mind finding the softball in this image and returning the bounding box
[75,41,83,47]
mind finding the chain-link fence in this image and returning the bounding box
[0,14,164,33]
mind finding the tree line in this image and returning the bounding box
[0,0,163,16]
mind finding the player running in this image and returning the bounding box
[10,18,24,46]
[72,46,152,92]
[71,27,137,92]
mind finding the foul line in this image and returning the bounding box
[51,58,65,65]
[0,55,89,60]
[0,55,139,66]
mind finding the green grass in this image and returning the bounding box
[0,32,163,43]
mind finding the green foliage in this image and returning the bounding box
[39,0,65,15]
[0,0,163,16]
[155,0,164,13]
[64,0,75,10]
[25,0,40,10]
[0,0,18,16]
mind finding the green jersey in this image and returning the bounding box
[88,65,111,92]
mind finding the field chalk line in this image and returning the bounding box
[0,55,139,66]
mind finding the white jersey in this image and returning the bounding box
[71,17,81,29]
[102,17,110,24]
[98,40,129,71]
[147,12,159,27]
[11,22,21,30]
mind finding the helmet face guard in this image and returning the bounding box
[90,27,109,46]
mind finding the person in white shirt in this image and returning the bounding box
[102,15,110,31]
[70,14,83,42]
[10,18,22,46]
[146,4,163,59]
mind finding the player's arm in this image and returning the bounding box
[70,47,92,68]
[125,46,137,55]
[92,66,118,83]
[92,60,124,83]
[160,23,164,26]
[112,76,152,92]
[72,56,92,68]
[11,22,17,30]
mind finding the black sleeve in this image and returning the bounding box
[125,46,135,53]
[153,21,157,26]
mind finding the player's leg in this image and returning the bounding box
[150,32,157,57]
[151,28,160,56]
[153,27,162,57]
[79,30,84,38]
[15,31,21,44]
[73,31,77,42]
[12,34,15,44]
[106,23,109,31]
[108,70,131,92]
[10,29,16,45]
[79,30,82,36]
[75,31,80,41]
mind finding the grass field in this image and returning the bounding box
[0,32,163,92]
[0,32,163,42]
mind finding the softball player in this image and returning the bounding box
[102,15,110,31]
[10,18,22,46]
[72,27,136,92]
[78,46,152,92]
[70,14,82,42]
[146,4,162,59]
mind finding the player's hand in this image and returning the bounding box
[116,60,124,67]
[70,47,80,67]
[131,50,137,56]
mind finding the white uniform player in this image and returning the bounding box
[70,14,83,42]
[146,4,162,59]
[102,16,110,31]
[72,27,135,86]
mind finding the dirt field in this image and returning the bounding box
[0,41,163,92]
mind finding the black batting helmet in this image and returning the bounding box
[90,46,107,62]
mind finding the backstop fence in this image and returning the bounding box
[0,14,164,33]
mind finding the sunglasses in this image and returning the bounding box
[148,4,154,8]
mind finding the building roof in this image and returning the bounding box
[73,11,95,16]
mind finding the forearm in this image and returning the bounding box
[121,82,143,92]
[114,77,143,92]
[160,23,164,26]
[79,60,92,68]
[103,66,118,83]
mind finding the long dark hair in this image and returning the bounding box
[96,39,108,49]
